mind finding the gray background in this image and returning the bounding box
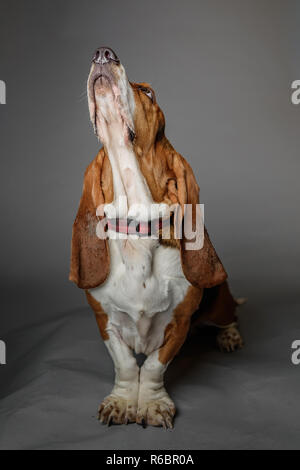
[0,0,299,450]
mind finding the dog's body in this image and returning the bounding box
[90,240,190,356]
[70,47,244,428]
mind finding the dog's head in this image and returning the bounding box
[87,47,165,156]
[70,47,227,291]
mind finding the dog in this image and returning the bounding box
[70,47,244,428]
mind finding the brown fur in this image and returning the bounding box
[195,281,238,327]
[158,286,204,364]
[69,149,110,289]
[85,290,109,340]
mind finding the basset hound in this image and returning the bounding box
[70,47,244,428]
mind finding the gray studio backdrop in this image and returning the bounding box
[0,0,299,450]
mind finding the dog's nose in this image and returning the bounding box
[92,47,120,65]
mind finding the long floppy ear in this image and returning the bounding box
[171,150,228,289]
[69,149,110,289]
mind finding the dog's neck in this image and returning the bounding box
[96,92,154,218]
[103,133,159,281]
[105,137,154,212]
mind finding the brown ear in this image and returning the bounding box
[69,149,110,289]
[171,151,227,288]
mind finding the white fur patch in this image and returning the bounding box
[90,240,190,355]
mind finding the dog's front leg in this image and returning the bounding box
[136,350,175,429]
[87,292,139,425]
[98,327,139,425]
[98,328,139,425]
[137,286,203,429]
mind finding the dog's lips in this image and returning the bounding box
[93,74,112,93]
[88,66,135,144]
[94,73,110,83]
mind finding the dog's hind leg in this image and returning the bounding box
[216,322,244,352]
[195,281,245,352]
[216,296,246,352]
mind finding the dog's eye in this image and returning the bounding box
[140,87,154,103]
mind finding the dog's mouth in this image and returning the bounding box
[93,73,111,91]
[88,66,115,117]
[88,61,135,144]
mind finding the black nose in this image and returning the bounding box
[92,47,120,65]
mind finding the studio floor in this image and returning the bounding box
[0,282,299,450]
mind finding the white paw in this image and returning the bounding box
[98,394,137,425]
[136,395,176,429]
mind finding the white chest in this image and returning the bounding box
[89,238,190,355]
